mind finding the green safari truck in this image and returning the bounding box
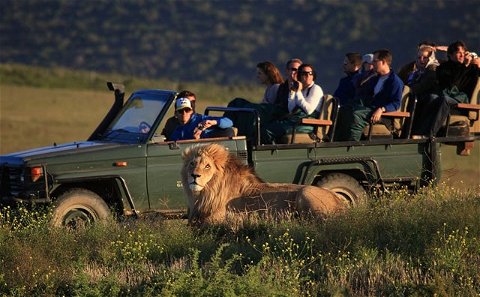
[1,83,478,227]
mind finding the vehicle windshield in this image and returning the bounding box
[102,91,173,143]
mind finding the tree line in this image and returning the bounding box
[1,0,479,93]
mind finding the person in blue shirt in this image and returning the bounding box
[340,49,404,141]
[170,97,234,141]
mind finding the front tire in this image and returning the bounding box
[52,189,112,228]
[315,173,367,206]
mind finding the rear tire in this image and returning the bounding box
[52,189,112,228]
[315,173,367,206]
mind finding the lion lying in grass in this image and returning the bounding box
[181,143,345,225]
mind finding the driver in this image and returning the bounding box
[170,98,235,141]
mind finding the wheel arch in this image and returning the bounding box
[312,169,368,187]
[50,176,130,216]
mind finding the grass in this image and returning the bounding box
[0,184,479,296]
[0,64,264,154]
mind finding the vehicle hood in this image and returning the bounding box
[0,141,126,165]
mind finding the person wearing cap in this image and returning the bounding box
[333,52,362,106]
[170,97,234,141]
[161,90,197,140]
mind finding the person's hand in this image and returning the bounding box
[370,107,384,123]
[193,129,202,139]
[465,52,473,66]
[297,81,304,91]
[193,120,217,139]
[471,57,480,68]
[201,120,217,129]
[290,80,300,91]
[435,45,448,52]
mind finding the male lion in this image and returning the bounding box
[181,143,345,225]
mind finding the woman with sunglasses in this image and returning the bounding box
[261,63,324,144]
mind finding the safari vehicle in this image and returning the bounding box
[1,82,479,227]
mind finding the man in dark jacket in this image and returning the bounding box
[334,52,362,106]
[345,49,404,141]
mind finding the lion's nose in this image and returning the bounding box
[191,173,200,179]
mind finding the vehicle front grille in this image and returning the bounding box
[236,151,248,164]
[0,165,24,197]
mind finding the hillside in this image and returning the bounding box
[1,0,479,92]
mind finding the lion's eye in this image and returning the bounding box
[190,161,195,167]
[205,164,211,169]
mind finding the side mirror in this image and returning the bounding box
[107,82,125,95]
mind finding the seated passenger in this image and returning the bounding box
[274,58,304,116]
[225,61,286,140]
[161,90,197,140]
[261,63,324,144]
[413,40,479,138]
[404,45,440,136]
[334,54,376,140]
[337,49,404,141]
[170,98,234,141]
[334,52,362,106]
[257,61,284,104]
[398,41,447,84]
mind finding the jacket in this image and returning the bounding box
[170,113,233,141]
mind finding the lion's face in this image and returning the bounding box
[185,153,217,193]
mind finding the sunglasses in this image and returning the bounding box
[177,108,192,114]
[290,67,298,72]
[299,71,313,76]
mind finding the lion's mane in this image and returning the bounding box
[181,143,344,224]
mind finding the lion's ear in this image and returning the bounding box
[182,146,194,161]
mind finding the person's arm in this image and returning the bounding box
[383,78,404,112]
[294,84,323,114]
[198,116,233,130]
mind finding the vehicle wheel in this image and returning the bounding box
[315,173,367,206]
[51,189,112,228]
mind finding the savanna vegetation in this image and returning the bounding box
[1,184,479,296]
[2,0,479,91]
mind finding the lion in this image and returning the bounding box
[181,143,345,225]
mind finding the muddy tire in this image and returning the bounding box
[315,173,367,206]
[52,189,112,228]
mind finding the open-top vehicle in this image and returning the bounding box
[1,82,479,227]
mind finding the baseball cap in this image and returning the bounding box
[362,54,374,64]
[175,97,192,111]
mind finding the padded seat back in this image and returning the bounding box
[448,77,480,134]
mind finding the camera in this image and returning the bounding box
[291,81,299,90]
[469,52,478,59]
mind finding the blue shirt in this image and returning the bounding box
[170,113,233,141]
[357,70,404,112]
